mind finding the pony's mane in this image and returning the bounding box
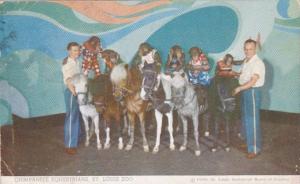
[110,63,128,85]
[110,64,142,92]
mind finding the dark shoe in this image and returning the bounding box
[246,152,260,159]
[65,148,77,155]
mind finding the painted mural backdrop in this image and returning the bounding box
[0,0,299,125]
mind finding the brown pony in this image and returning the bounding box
[89,74,126,150]
[88,49,127,150]
[110,63,149,152]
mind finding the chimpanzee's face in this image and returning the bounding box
[192,54,199,61]
[225,58,233,66]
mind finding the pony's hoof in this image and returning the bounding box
[204,131,210,137]
[179,146,186,152]
[170,144,175,151]
[143,145,150,152]
[85,141,90,147]
[125,144,133,151]
[211,148,217,152]
[225,147,230,152]
[118,143,124,150]
[97,144,102,150]
[104,143,111,150]
[195,150,201,156]
[152,146,159,154]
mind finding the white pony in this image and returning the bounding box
[72,74,102,150]
[140,69,175,154]
[170,72,201,156]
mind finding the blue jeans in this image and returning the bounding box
[64,89,81,148]
[241,87,262,154]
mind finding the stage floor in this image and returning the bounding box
[1,111,299,175]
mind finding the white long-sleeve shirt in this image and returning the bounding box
[62,57,81,85]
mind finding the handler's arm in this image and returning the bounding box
[62,65,77,96]
[232,74,259,96]
[66,78,76,96]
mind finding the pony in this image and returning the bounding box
[88,74,126,150]
[100,49,130,136]
[140,63,175,154]
[110,64,150,152]
[170,73,201,156]
[71,74,101,150]
[210,77,238,152]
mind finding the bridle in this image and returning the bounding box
[141,63,159,100]
[76,91,89,106]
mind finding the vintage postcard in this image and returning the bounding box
[0,0,299,183]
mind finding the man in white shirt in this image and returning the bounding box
[233,39,265,159]
[62,42,81,155]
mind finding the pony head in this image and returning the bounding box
[170,72,189,107]
[140,64,161,100]
[72,74,89,105]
